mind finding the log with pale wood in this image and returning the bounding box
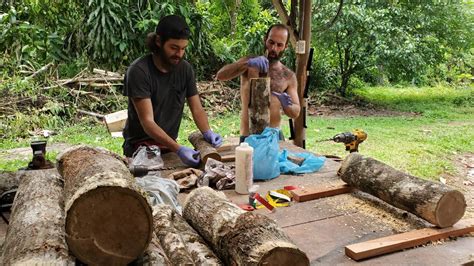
[249,77,270,134]
[188,130,221,164]
[338,153,466,228]
[1,169,74,265]
[183,187,309,266]
[56,145,153,265]
[132,234,171,266]
[152,204,222,265]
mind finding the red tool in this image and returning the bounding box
[253,193,275,212]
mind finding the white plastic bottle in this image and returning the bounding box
[235,142,254,194]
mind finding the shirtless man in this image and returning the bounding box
[216,24,300,142]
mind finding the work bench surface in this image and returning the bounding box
[159,139,474,265]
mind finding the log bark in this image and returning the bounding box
[188,131,221,164]
[0,171,20,194]
[56,145,153,265]
[338,153,466,228]
[132,234,171,266]
[249,78,270,135]
[152,204,222,265]
[1,169,74,265]
[183,187,309,265]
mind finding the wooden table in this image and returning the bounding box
[160,139,474,265]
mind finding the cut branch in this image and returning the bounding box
[338,153,466,228]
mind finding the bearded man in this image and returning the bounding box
[216,24,300,142]
[122,15,222,167]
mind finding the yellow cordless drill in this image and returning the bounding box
[323,129,367,153]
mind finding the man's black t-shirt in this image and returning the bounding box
[122,54,198,157]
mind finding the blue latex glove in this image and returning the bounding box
[248,56,269,73]
[176,146,200,167]
[272,91,292,108]
[202,130,223,147]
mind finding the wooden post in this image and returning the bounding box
[188,131,221,164]
[183,187,309,265]
[2,169,74,265]
[293,0,312,148]
[249,77,271,135]
[57,145,153,265]
[338,153,466,228]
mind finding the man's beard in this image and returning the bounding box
[267,50,283,63]
[158,49,182,71]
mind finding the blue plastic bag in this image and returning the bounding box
[279,149,326,174]
[245,127,281,180]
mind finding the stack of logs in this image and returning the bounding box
[1,145,309,265]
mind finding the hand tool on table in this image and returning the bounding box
[318,129,367,153]
[129,165,176,177]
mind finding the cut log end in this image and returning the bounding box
[66,186,153,265]
[435,190,466,227]
[203,152,222,164]
[259,247,309,266]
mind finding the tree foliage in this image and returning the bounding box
[0,0,472,91]
[313,1,473,96]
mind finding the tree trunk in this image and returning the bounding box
[1,169,74,265]
[188,131,221,164]
[338,153,466,228]
[249,77,270,135]
[56,145,153,265]
[183,187,309,265]
[152,204,222,265]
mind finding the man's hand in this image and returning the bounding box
[272,91,292,108]
[202,130,223,147]
[176,146,200,167]
[248,56,269,73]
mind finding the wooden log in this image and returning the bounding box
[345,218,474,261]
[56,145,153,265]
[0,171,20,194]
[249,77,270,135]
[1,169,74,265]
[188,131,221,164]
[152,204,222,265]
[132,234,171,266]
[338,153,466,228]
[183,187,309,266]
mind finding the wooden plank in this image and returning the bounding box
[291,184,352,202]
[345,218,474,261]
[221,154,235,162]
[104,109,127,134]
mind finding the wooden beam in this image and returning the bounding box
[291,184,352,202]
[345,218,474,261]
[271,0,297,47]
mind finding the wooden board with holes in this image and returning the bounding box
[345,218,474,261]
[290,184,352,202]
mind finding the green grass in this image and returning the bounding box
[1,85,473,181]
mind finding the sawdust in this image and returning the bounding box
[334,193,426,233]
